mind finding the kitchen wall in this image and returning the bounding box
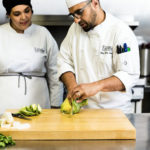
[0,0,150,42]
[101,0,150,43]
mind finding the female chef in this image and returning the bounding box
[0,0,63,114]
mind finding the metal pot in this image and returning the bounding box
[140,48,150,76]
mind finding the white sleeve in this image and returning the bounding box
[113,24,140,92]
[45,30,63,107]
[57,24,76,79]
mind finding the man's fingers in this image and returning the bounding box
[76,99,83,103]
[72,91,82,100]
[76,96,86,103]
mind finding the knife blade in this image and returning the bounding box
[69,99,73,115]
[12,113,31,120]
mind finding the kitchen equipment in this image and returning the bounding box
[131,86,144,113]
[139,43,150,76]
[0,109,136,140]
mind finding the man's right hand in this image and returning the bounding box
[68,82,100,103]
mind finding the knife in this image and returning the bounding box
[12,113,31,120]
[70,99,73,115]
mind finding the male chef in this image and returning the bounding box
[58,0,140,113]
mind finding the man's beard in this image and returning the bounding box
[79,11,97,32]
[79,21,94,32]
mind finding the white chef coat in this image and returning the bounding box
[58,13,140,113]
[0,23,63,114]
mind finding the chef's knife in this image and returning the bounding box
[12,113,31,120]
[69,99,73,115]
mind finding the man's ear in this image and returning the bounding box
[91,0,99,9]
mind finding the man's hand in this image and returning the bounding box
[68,82,100,103]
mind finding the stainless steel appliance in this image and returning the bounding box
[138,43,150,113]
[139,43,150,76]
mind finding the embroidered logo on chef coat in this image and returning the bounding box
[34,48,45,54]
[100,45,113,54]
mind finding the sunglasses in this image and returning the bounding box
[68,0,91,19]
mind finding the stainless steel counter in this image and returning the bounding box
[5,113,150,150]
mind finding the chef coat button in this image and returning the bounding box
[124,61,127,65]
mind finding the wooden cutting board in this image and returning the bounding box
[0,109,136,140]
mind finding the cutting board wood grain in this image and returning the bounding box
[0,109,136,140]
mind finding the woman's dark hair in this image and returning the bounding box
[3,0,33,15]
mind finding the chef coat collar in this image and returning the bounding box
[87,12,111,35]
[8,22,34,35]
[24,23,34,34]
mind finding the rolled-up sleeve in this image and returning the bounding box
[114,71,139,92]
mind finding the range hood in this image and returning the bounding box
[32,15,73,26]
[32,15,139,29]
[0,14,139,28]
